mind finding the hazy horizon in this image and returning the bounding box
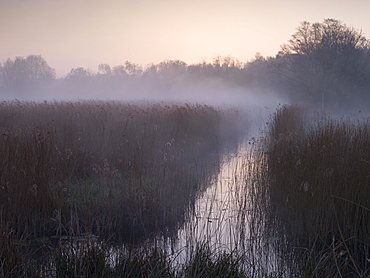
[2,0,370,77]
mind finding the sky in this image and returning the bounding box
[1,0,370,77]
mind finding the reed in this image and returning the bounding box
[11,100,366,276]
[261,105,370,276]
[51,239,111,278]
[0,100,248,276]
[114,245,174,277]
[48,239,247,278]
[178,243,246,278]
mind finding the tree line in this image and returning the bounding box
[1,19,370,111]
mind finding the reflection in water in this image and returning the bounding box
[178,146,252,250]
[154,141,283,275]
[26,137,287,276]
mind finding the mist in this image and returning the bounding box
[1,18,370,117]
[1,17,370,277]
[0,58,290,118]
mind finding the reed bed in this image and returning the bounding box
[47,239,248,277]
[0,100,248,276]
[7,100,369,277]
[261,105,370,277]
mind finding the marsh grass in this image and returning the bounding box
[47,238,247,278]
[178,242,246,278]
[0,225,43,277]
[7,100,369,276]
[261,105,370,276]
[0,100,230,240]
[51,239,112,278]
[114,245,174,277]
[0,100,248,276]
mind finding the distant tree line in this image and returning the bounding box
[1,19,369,110]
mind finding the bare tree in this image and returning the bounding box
[276,19,370,109]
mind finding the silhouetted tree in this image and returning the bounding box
[275,19,370,109]
[211,55,244,81]
[97,64,111,75]
[0,63,3,90]
[123,61,143,76]
[186,60,215,80]
[66,67,92,80]
[0,55,55,93]
[184,56,246,87]
[155,60,187,84]
[110,65,122,76]
[243,53,273,88]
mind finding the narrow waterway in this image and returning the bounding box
[154,134,285,275]
[177,144,252,250]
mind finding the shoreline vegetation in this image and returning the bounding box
[262,105,370,277]
[0,100,247,277]
[1,101,369,277]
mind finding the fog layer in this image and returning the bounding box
[1,19,369,115]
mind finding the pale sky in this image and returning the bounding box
[1,0,369,77]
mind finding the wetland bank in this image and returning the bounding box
[1,101,369,277]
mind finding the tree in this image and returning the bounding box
[0,55,56,93]
[63,67,95,94]
[155,60,187,77]
[66,67,92,79]
[123,61,143,76]
[97,64,111,75]
[0,63,3,90]
[244,53,273,88]
[276,19,370,109]
[109,65,126,78]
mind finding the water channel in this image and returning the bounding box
[154,133,284,275]
[35,111,286,276]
